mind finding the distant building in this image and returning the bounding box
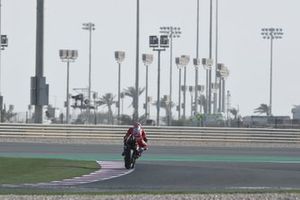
[292,105,300,120]
[242,116,269,127]
[242,115,290,127]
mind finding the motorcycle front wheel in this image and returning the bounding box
[124,148,133,169]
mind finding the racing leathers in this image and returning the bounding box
[123,126,148,156]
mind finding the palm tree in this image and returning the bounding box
[1,104,16,122]
[120,92,125,116]
[156,95,175,124]
[97,93,116,124]
[123,86,145,120]
[254,103,270,116]
[229,108,238,120]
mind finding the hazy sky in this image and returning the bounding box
[1,0,300,119]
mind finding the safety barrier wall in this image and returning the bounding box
[0,123,299,144]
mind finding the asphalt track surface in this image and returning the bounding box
[1,142,300,192]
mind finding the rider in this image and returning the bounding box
[122,122,148,156]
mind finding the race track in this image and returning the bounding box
[1,142,300,192]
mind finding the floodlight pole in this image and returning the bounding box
[157,50,161,126]
[208,0,213,114]
[145,63,149,119]
[150,35,168,126]
[218,65,229,113]
[218,74,222,112]
[82,22,95,123]
[160,26,181,126]
[261,28,283,116]
[183,65,187,119]
[60,50,78,124]
[206,68,209,114]
[114,51,125,124]
[180,55,190,120]
[153,49,165,126]
[218,64,223,113]
[191,90,193,117]
[176,56,189,120]
[178,67,182,119]
[269,37,273,116]
[222,77,225,112]
[66,61,70,123]
[202,58,212,114]
[169,34,173,124]
[213,0,219,114]
[142,53,153,120]
[134,0,140,122]
[118,62,121,121]
[195,0,200,115]
[194,65,199,116]
[88,26,92,116]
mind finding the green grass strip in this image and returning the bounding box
[0,157,99,184]
[1,152,300,164]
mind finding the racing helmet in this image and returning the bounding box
[133,122,141,135]
[133,122,141,128]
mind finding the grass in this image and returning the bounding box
[0,157,99,184]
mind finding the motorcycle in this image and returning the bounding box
[123,135,140,169]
